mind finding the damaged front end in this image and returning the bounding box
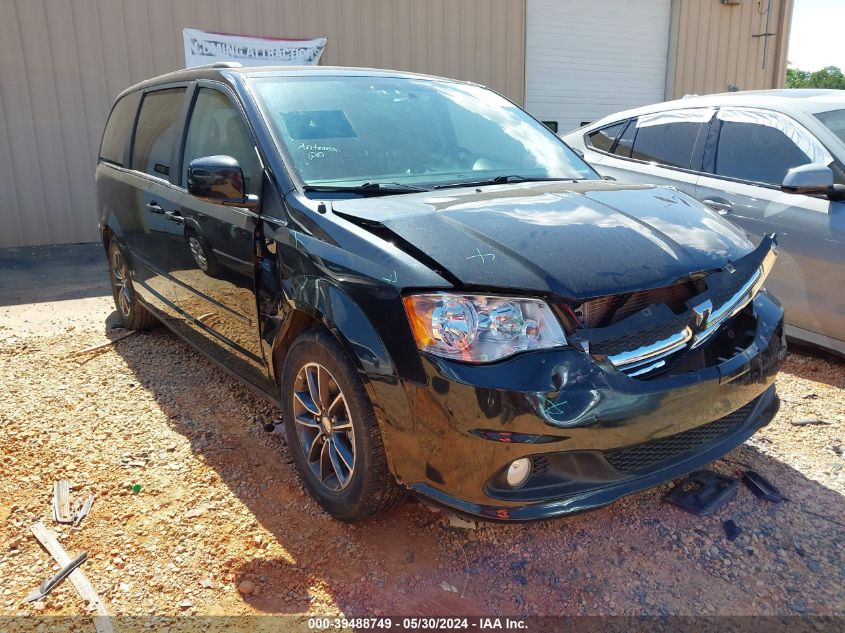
[565,234,779,380]
[391,234,785,520]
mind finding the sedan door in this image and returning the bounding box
[695,106,845,351]
[167,84,274,393]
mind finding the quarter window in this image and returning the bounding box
[714,120,813,186]
[630,116,708,169]
[99,92,140,166]
[613,119,637,158]
[182,88,260,194]
[586,121,626,153]
[131,88,186,178]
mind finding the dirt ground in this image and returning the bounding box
[1,290,844,621]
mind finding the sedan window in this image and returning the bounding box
[612,119,637,158]
[714,121,811,186]
[815,108,845,145]
[629,110,712,169]
[586,121,626,152]
[712,107,834,186]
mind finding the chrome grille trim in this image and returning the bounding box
[691,243,777,349]
[608,327,692,369]
[607,241,777,376]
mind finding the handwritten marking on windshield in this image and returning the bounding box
[466,248,495,263]
[297,142,339,161]
[382,270,398,284]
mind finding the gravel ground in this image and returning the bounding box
[0,295,844,620]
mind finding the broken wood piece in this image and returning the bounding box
[30,522,113,633]
[52,480,73,524]
[73,495,95,527]
[25,550,88,603]
[447,513,477,530]
[73,331,137,356]
[791,418,832,427]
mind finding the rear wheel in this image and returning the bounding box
[280,329,402,521]
[108,238,156,331]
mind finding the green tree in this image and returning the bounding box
[786,67,810,88]
[786,65,845,89]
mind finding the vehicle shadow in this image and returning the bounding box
[111,324,845,617]
[781,344,845,389]
[0,243,110,307]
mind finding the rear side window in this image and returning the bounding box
[586,121,626,153]
[99,92,140,166]
[715,121,813,186]
[630,117,708,169]
[131,88,186,178]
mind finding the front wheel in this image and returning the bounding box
[185,230,220,276]
[280,329,403,521]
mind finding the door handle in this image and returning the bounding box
[164,210,184,224]
[145,201,163,214]
[702,198,733,215]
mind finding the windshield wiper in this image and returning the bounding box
[433,175,578,190]
[304,182,430,195]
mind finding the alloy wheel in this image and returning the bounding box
[111,248,132,318]
[292,362,356,491]
[188,236,209,272]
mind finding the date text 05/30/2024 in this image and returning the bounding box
[307,617,528,630]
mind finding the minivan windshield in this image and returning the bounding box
[250,75,597,192]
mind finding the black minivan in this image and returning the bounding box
[97,64,786,522]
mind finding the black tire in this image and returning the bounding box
[280,329,403,521]
[107,238,157,331]
[184,229,220,276]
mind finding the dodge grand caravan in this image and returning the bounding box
[96,64,785,521]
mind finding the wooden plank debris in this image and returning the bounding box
[30,521,113,633]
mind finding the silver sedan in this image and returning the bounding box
[563,89,845,356]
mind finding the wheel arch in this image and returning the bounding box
[101,224,114,252]
[270,293,397,388]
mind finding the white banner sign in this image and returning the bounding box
[183,28,327,68]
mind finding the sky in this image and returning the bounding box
[787,0,845,71]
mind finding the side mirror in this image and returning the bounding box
[781,163,845,199]
[187,155,258,209]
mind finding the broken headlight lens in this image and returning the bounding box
[403,293,567,362]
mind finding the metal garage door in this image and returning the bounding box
[525,0,671,133]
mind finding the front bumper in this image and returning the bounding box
[371,289,785,522]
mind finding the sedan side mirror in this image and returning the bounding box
[781,163,845,200]
[187,155,259,209]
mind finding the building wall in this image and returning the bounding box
[0,0,526,248]
[666,0,794,99]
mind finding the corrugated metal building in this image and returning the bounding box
[0,0,793,248]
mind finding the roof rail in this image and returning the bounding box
[185,61,244,70]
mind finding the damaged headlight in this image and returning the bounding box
[403,293,567,362]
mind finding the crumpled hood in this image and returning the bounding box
[331,181,753,299]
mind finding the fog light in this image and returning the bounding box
[505,457,533,488]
